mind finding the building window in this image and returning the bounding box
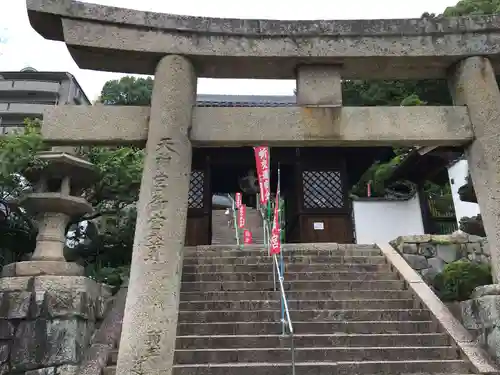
[188,171,204,209]
[302,170,344,209]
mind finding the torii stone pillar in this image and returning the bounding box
[116,55,196,375]
[448,56,500,283]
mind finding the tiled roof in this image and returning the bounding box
[196,94,296,107]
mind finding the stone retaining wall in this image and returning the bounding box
[390,233,490,283]
[448,285,500,364]
[0,276,111,375]
[391,234,500,363]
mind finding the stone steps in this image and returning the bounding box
[174,333,451,348]
[178,290,414,301]
[177,309,431,323]
[181,271,399,282]
[172,346,460,364]
[109,345,459,364]
[182,263,392,273]
[178,298,416,310]
[180,280,404,292]
[105,243,474,375]
[211,209,265,245]
[105,362,472,375]
[334,360,472,375]
[176,360,471,375]
[183,248,382,257]
[182,255,387,265]
[176,321,438,335]
[211,210,237,245]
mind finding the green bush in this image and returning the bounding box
[86,265,130,293]
[433,260,492,302]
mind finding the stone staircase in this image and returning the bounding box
[212,208,264,245]
[211,209,234,245]
[103,244,482,375]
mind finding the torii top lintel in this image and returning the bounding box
[27,0,500,79]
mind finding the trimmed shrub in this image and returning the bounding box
[433,260,492,302]
[87,265,130,293]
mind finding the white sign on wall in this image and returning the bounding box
[313,222,324,230]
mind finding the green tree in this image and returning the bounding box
[65,146,143,276]
[343,79,450,107]
[0,119,46,263]
[60,78,150,285]
[347,0,500,200]
[443,0,500,15]
[0,116,144,287]
[0,119,46,200]
[98,76,153,105]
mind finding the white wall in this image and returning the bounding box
[353,195,424,244]
[448,159,480,225]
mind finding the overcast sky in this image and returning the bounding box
[1,0,457,102]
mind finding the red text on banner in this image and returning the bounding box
[238,204,246,229]
[243,230,253,245]
[270,193,281,255]
[235,192,242,208]
[253,146,270,206]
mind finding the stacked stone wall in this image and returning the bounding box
[391,233,500,364]
[0,276,111,375]
[452,285,500,364]
[390,233,490,283]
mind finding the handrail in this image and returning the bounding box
[263,218,275,291]
[273,253,295,375]
[273,254,293,334]
[273,165,295,375]
[227,194,240,246]
[278,191,286,331]
[253,157,294,374]
[258,193,268,247]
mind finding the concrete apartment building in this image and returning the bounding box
[0,67,90,134]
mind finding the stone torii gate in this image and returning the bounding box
[26,1,500,374]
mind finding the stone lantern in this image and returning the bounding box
[0,150,112,374]
[2,150,97,277]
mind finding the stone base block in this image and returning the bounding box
[0,275,112,373]
[1,261,84,277]
[454,284,500,363]
[472,283,500,298]
[0,275,112,321]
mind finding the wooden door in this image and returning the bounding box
[296,158,354,244]
[185,164,212,246]
[300,215,353,243]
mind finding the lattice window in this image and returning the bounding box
[302,170,344,209]
[188,171,204,209]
